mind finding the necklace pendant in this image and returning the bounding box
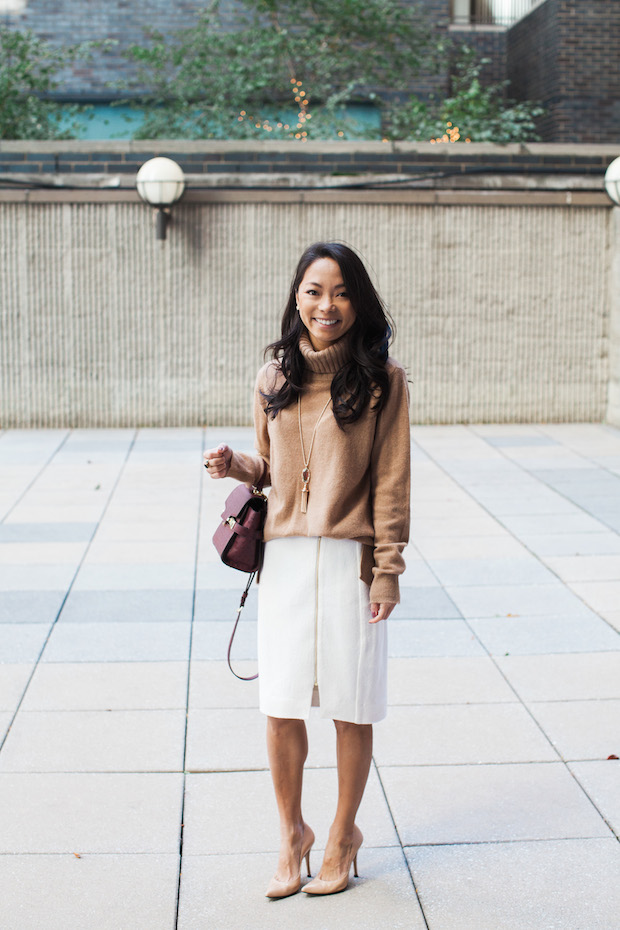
[301,466,310,513]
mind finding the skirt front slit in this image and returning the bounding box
[257,536,388,724]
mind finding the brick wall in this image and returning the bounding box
[0,141,616,182]
[2,0,211,96]
[507,0,620,143]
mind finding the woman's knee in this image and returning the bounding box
[333,719,372,735]
[267,715,307,735]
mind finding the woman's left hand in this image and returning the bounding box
[369,603,395,624]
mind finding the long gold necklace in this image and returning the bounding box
[297,393,332,513]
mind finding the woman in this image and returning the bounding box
[204,241,410,898]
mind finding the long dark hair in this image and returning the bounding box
[263,242,394,426]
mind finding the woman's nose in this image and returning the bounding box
[319,295,334,310]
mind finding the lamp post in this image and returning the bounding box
[136,157,186,240]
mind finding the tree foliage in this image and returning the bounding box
[0,26,90,140]
[120,0,441,140]
[387,47,544,143]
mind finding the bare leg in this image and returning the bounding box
[266,716,314,883]
[317,720,372,880]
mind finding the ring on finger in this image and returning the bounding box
[204,460,210,469]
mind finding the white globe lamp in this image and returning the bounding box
[604,156,620,206]
[136,157,186,240]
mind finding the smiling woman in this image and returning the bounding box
[203,240,411,899]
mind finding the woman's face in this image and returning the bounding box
[296,257,356,352]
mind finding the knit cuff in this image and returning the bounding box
[368,572,400,606]
[227,451,262,486]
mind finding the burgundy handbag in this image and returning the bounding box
[212,482,267,573]
[212,476,267,681]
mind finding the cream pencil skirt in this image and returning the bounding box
[257,536,388,724]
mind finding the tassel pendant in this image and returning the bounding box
[301,466,310,513]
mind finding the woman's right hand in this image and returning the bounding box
[203,444,232,479]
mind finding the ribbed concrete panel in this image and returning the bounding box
[0,201,609,426]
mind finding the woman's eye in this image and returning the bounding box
[306,289,318,296]
[337,292,348,298]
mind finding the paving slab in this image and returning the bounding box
[0,709,186,772]
[0,624,51,663]
[426,557,557,586]
[0,664,34,710]
[390,586,463,620]
[568,760,620,835]
[469,613,620,655]
[411,515,506,538]
[72,562,196,590]
[41,621,192,662]
[0,772,183,852]
[373,704,558,766]
[191,617,258,661]
[0,523,97,542]
[181,766,397,855]
[544,555,620,583]
[446,582,596,619]
[494,512,609,535]
[0,711,13,741]
[407,838,620,930]
[379,762,610,845]
[567,579,620,619]
[188,660,260,709]
[496,653,620,701]
[413,534,530,560]
[20,662,188,711]
[387,620,486,657]
[0,854,179,930]
[177,847,424,930]
[0,563,77,591]
[194,586,259,621]
[0,542,87,565]
[516,531,620,556]
[59,589,194,623]
[527,700,620,761]
[95,520,196,542]
[387,657,516,704]
[186,708,342,772]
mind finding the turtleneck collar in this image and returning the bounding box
[299,332,351,374]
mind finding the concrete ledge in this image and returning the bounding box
[0,184,610,206]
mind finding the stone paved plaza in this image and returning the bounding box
[0,423,619,929]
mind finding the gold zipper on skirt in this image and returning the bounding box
[314,537,321,689]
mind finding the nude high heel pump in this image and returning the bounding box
[265,825,315,899]
[302,825,363,896]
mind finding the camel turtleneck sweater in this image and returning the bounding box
[227,333,411,604]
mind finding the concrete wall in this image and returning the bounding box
[0,183,614,428]
[609,207,620,427]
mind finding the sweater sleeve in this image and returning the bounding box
[368,363,411,604]
[227,368,272,487]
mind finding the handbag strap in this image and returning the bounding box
[227,571,258,681]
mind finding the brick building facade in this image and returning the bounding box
[507,0,620,144]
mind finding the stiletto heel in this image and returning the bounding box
[265,825,315,899]
[302,825,363,895]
